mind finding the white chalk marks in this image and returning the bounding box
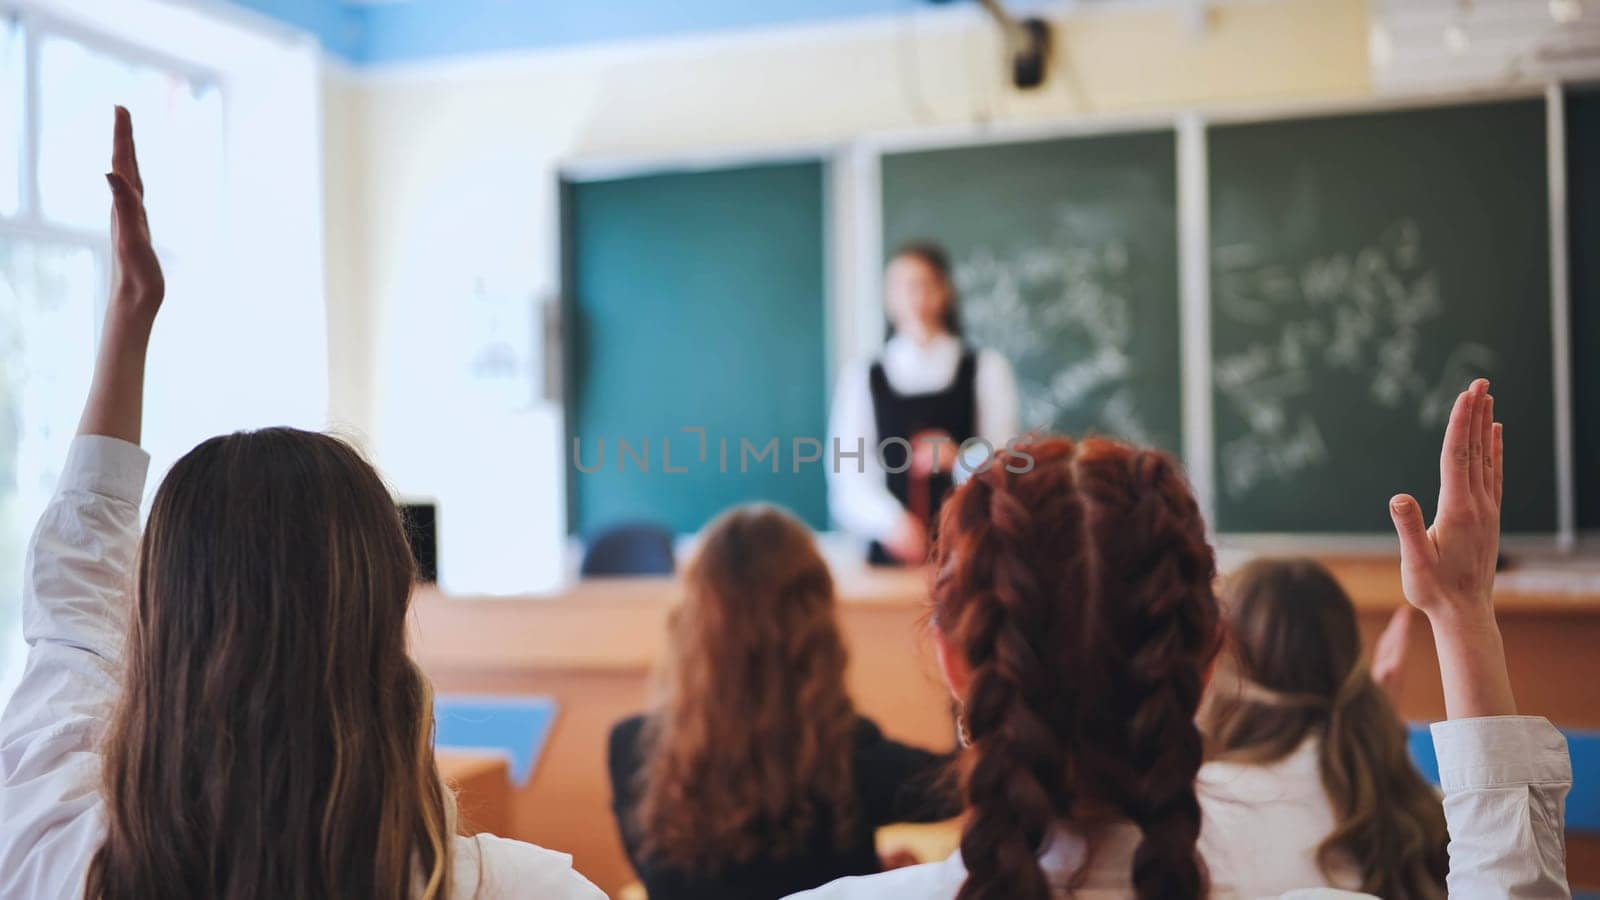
[1214,218,1496,498]
[955,209,1160,448]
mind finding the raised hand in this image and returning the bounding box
[1386,378,1515,719]
[78,106,162,444]
[1370,605,1417,701]
[1388,379,1501,627]
[105,105,163,323]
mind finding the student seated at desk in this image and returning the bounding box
[1197,559,1447,899]
[0,108,604,900]
[608,505,957,900]
[791,381,1571,900]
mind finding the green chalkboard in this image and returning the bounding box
[880,131,1183,454]
[1209,100,1557,534]
[563,161,828,535]
[1568,90,1600,533]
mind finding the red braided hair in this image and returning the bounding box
[932,436,1220,900]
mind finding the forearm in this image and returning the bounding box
[77,303,152,444]
[1427,611,1517,720]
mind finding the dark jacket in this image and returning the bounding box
[607,714,958,900]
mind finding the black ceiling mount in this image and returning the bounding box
[927,0,1054,89]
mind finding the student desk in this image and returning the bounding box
[409,559,1600,897]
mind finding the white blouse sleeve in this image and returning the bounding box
[827,361,905,542]
[954,350,1021,484]
[1431,716,1572,899]
[0,434,148,900]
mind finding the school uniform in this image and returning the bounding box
[1197,737,1364,896]
[608,713,958,900]
[788,718,1571,900]
[827,333,1018,563]
[0,435,606,900]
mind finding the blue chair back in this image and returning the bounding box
[1407,723,1600,833]
[580,521,675,576]
[434,695,557,786]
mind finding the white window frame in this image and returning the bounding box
[0,3,226,321]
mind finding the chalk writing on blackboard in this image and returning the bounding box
[1214,218,1497,499]
[955,218,1155,447]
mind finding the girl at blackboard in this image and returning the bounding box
[827,242,1019,566]
[608,504,959,900]
[790,381,1571,900]
[1197,559,1448,899]
[0,109,605,900]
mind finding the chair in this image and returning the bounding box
[580,521,675,576]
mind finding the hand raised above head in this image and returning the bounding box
[1387,378,1500,629]
[78,106,164,444]
[106,105,163,325]
[1387,377,1515,720]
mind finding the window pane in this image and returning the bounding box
[0,19,22,218]
[37,35,222,248]
[0,239,99,702]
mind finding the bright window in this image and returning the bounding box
[0,19,21,218]
[0,13,225,701]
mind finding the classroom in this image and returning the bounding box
[0,0,1596,898]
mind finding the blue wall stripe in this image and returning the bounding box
[223,0,1056,66]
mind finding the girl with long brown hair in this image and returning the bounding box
[608,504,957,900]
[0,109,603,900]
[793,378,1571,899]
[1197,559,1448,899]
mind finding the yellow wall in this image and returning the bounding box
[325,0,1372,589]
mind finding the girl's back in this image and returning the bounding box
[1198,558,1446,900]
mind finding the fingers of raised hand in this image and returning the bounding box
[1492,422,1504,510]
[111,106,143,197]
[1476,384,1495,498]
[1440,387,1475,496]
[105,172,138,223]
[1389,493,1437,571]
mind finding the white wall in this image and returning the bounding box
[324,0,1374,594]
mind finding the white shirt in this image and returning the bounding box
[0,435,606,900]
[788,820,1373,900]
[827,333,1020,541]
[788,718,1571,900]
[1198,737,1363,897]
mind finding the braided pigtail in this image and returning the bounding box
[933,437,1219,900]
[941,445,1087,900]
[1074,447,1217,900]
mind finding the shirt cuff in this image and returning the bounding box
[1430,715,1571,792]
[59,435,151,504]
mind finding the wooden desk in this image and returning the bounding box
[437,749,512,838]
[410,557,1600,895]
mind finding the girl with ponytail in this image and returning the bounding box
[793,379,1574,899]
[1197,559,1448,899]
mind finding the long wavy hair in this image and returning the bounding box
[1201,558,1448,900]
[932,435,1220,900]
[84,428,456,900]
[633,504,858,871]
